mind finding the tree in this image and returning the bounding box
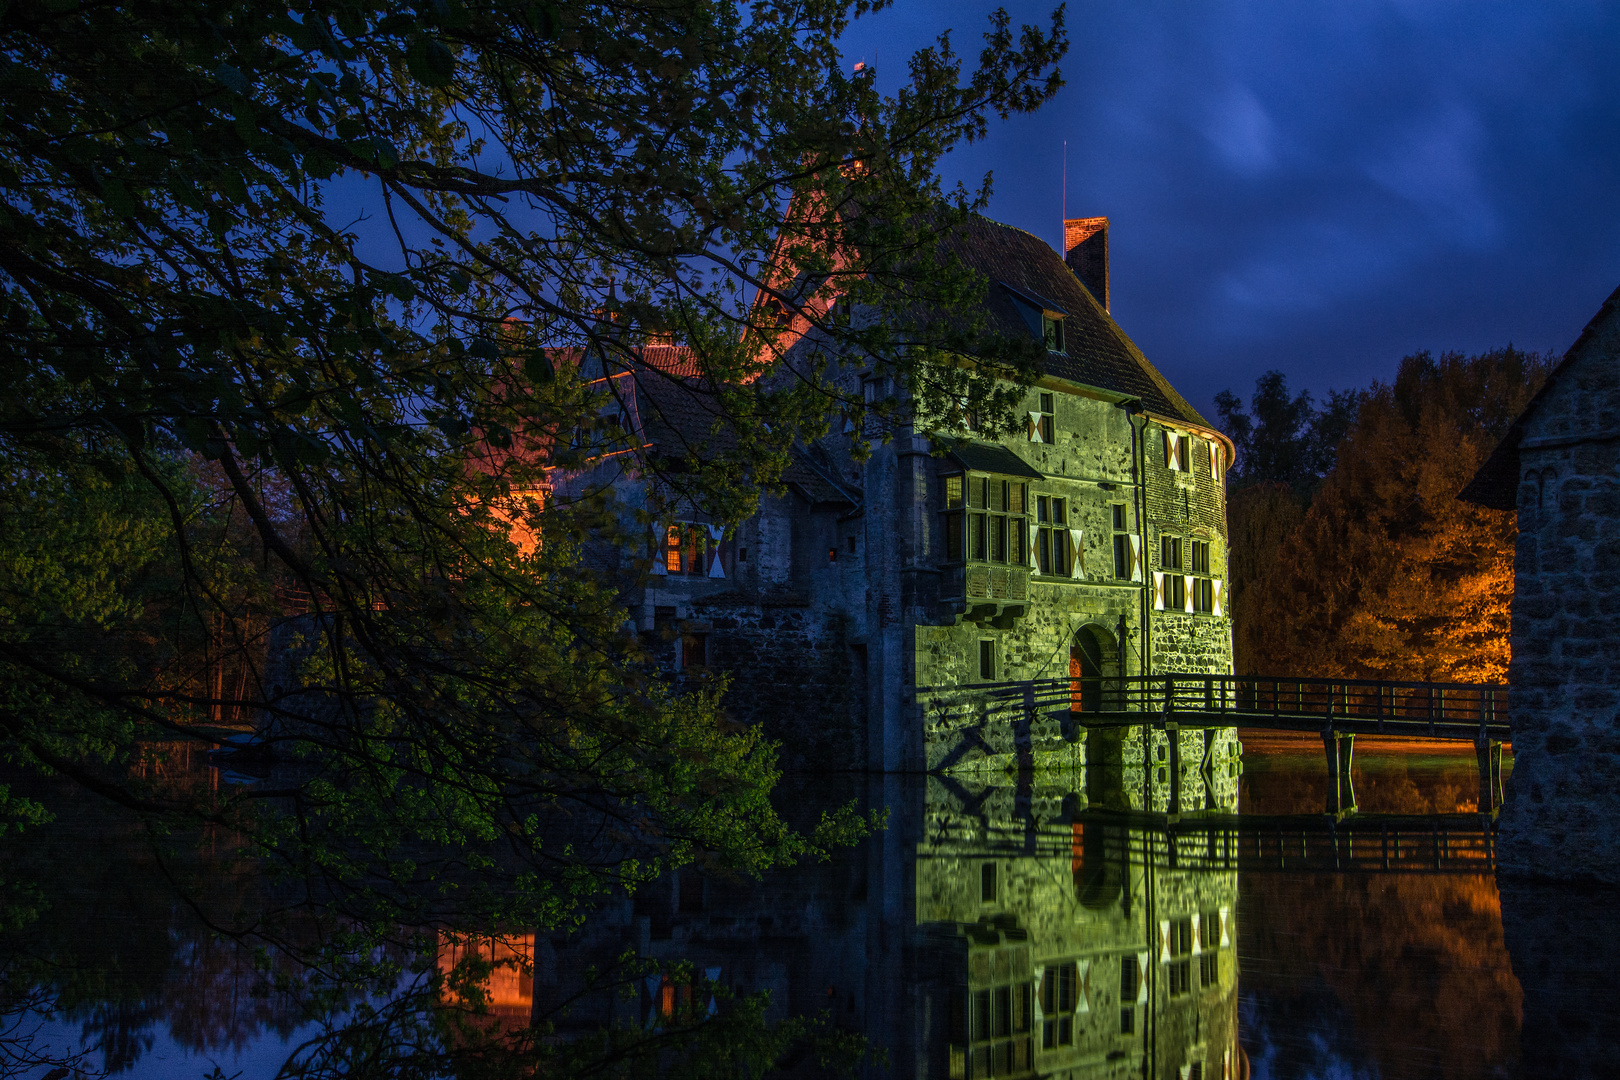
[1215,370,1363,489]
[1236,348,1551,682]
[0,0,1067,941]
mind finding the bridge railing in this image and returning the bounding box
[919,673,1509,737]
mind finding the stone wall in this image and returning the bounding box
[1501,299,1620,883]
[686,595,868,772]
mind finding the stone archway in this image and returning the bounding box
[1069,623,1121,714]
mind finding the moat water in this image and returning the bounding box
[3,737,1612,1079]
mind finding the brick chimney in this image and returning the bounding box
[1064,217,1109,312]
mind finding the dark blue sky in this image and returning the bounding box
[845,1,1620,421]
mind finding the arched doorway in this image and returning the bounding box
[1068,624,1120,714]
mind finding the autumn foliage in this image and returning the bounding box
[1229,348,1551,683]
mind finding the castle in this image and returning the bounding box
[553,215,1236,791]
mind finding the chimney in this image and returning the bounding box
[1064,217,1109,312]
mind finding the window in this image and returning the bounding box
[681,633,707,669]
[1040,962,1076,1048]
[1200,951,1219,989]
[955,953,1033,1080]
[980,862,998,903]
[949,475,1027,566]
[1043,315,1065,353]
[828,546,838,563]
[1120,955,1138,1001]
[1168,917,1193,997]
[1119,956,1139,1033]
[1035,496,1071,576]
[1190,541,1219,614]
[847,536,857,554]
[664,523,716,576]
[1159,536,1186,610]
[1112,504,1132,579]
[1031,392,1055,444]
[1164,429,1190,471]
[979,639,996,682]
[738,547,747,562]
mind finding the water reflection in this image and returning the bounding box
[537,775,1242,1079]
[9,743,1620,1079]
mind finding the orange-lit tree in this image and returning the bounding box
[1233,348,1549,682]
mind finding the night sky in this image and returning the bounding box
[844,1,1620,421]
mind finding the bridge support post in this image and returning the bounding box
[1323,731,1357,816]
[1476,738,1504,817]
[1165,722,1180,816]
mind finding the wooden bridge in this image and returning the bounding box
[921,673,1510,814]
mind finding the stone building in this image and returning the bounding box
[1462,283,1620,883]
[553,216,1237,783]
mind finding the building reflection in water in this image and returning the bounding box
[528,770,1244,1080]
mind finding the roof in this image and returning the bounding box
[940,216,1213,431]
[1460,282,1620,510]
[627,348,858,506]
[946,442,1045,479]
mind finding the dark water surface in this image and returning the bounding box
[4,738,1615,1078]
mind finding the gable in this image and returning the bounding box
[1462,283,1620,510]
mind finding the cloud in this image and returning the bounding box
[1200,84,1279,176]
[1359,102,1499,248]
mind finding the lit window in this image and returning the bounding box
[953,475,1027,566]
[1040,962,1076,1048]
[1036,496,1071,576]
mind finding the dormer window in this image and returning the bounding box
[1043,314,1066,353]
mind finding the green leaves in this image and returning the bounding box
[0,0,1063,948]
[405,36,456,88]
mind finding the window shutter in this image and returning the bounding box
[1152,571,1165,610]
[651,522,668,574]
[1192,913,1202,954]
[1029,525,1040,568]
[707,525,726,578]
[1136,953,1150,1006]
[1076,958,1091,1013]
[1219,905,1231,947]
[1159,920,1172,963]
[1028,411,1044,443]
[1184,574,1195,613]
[1212,579,1224,618]
[1069,528,1084,579]
[1129,534,1143,582]
[1208,439,1221,480]
[1163,430,1176,470]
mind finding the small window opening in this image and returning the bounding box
[847,536,857,554]
[1043,315,1065,353]
[737,546,748,562]
[980,862,998,903]
[681,633,707,670]
[828,547,838,563]
[979,639,996,681]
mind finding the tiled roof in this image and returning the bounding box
[941,216,1212,430]
[948,443,1044,479]
[630,353,857,506]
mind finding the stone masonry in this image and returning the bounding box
[1464,283,1620,882]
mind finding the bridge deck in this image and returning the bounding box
[926,673,1510,742]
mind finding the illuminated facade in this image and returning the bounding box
[552,216,1237,779]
